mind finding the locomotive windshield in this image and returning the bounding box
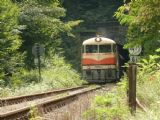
[99,45,111,53]
[83,44,113,53]
[85,45,98,53]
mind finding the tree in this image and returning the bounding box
[115,0,160,54]
[16,0,81,68]
[0,0,22,85]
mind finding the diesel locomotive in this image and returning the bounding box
[81,36,120,83]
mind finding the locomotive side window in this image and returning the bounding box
[86,45,98,53]
[99,45,111,53]
[113,44,116,52]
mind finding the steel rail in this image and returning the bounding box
[0,86,101,120]
[0,86,85,107]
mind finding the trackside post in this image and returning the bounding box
[32,43,45,82]
[128,45,141,114]
[128,64,137,114]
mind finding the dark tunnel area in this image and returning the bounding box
[117,44,130,78]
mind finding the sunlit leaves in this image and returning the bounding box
[0,0,23,81]
[18,0,81,68]
[115,0,160,54]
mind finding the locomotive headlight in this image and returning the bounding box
[95,37,102,42]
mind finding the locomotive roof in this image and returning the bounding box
[82,37,116,45]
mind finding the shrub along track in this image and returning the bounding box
[0,84,115,120]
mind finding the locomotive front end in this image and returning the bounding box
[81,37,119,83]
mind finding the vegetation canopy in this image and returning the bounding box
[115,0,160,54]
[0,0,23,86]
[0,0,81,87]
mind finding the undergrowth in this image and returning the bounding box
[83,77,130,120]
[0,54,84,98]
[84,53,160,120]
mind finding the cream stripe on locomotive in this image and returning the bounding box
[82,65,116,70]
[82,53,115,61]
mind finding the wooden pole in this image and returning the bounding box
[128,64,137,114]
[38,54,41,82]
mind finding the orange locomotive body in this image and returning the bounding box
[81,37,120,83]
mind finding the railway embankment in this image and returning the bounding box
[84,61,160,120]
[0,68,159,120]
[0,85,109,120]
[0,56,159,120]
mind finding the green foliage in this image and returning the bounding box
[84,53,160,120]
[125,54,160,120]
[137,54,160,84]
[29,105,42,120]
[42,54,83,88]
[0,54,83,98]
[0,0,23,84]
[128,56,160,120]
[115,0,160,54]
[83,82,129,120]
[11,68,39,87]
[17,0,81,68]
[0,87,12,97]
[63,0,122,24]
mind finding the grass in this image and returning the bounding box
[1,53,160,120]
[129,69,160,120]
[83,79,130,120]
[83,55,160,120]
[0,55,84,98]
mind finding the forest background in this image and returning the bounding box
[0,0,159,94]
[0,0,124,88]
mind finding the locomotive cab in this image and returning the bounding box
[83,44,114,53]
[81,37,119,83]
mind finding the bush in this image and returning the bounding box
[0,54,84,98]
[83,80,130,120]
[83,52,160,120]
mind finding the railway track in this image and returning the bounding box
[0,85,102,120]
[0,86,101,120]
[0,86,85,107]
